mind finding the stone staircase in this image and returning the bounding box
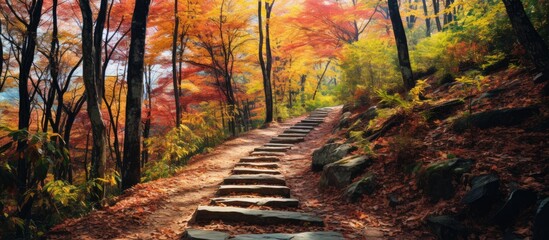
[182,108,345,240]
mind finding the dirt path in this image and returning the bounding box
[48,117,306,239]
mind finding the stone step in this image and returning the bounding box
[182,229,344,240]
[270,137,305,144]
[223,174,286,186]
[254,147,290,152]
[250,151,286,156]
[232,168,281,175]
[216,185,291,197]
[240,156,280,163]
[289,126,315,130]
[295,122,320,127]
[301,119,324,124]
[182,229,229,240]
[283,129,311,134]
[278,133,308,138]
[210,197,299,208]
[233,232,345,240]
[263,143,294,148]
[235,162,279,169]
[192,206,324,226]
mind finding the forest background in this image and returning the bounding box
[0,0,548,237]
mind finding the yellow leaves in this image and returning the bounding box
[180,81,200,92]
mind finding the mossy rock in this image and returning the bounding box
[417,158,474,202]
[344,173,378,202]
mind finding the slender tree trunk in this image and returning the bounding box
[94,0,108,100]
[172,0,182,126]
[502,0,549,73]
[422,0,431,37]
[142,65,152,167]
[11,0,43,229]
[432,0,442,31]
[312,60,331,100]
[388,0,415,91]
[80,0,108,201]
[122,0,151,190]
[258,0,274,124]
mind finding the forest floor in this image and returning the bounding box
[48,110,347,239]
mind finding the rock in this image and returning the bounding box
[335,112,352,130]
[503,231,522,240]
[319,155,372,189]
[233,231,345,240]
[311,143,357,171]
[534,198,549,240]
[217,185,291,197]
[417,158,474,202]
[359,107,378,122]
[482,57,509,75]
[223,174,286,186]
[439,73,455,85]
[344,173,377,202]
[192,206,324,226]
[452,107,540,133]
[493,189,537,228]
[181,229,229,240]
[462,174,501,216]
[210,197,299,208]
[426,215,468,240]
[388,193,400,208]
[534,72,548,84]
[364,113,403,141]
[425,99,464,121]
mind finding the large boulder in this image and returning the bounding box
[461,174,501,216]
[344,173,377,202]
[452,107,540,133]
[493,189,537,228]
[319,155,372,189]
[426,215,468,240]
[311,143,357,171]
[417,158,474,202]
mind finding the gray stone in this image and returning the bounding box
[424,99,464,121]
[461,174,501,216]
[240,156,280,163]
[254,147,290,152]
[232,168,281,175]
[210,197,299,208]
[417,158,474,202]
[493,189,537,228]
[216,185,291,197]
[181,229,229,240]
[270,137,305,144]
[223,174,286,186]
[192,206,324,226]
[283,129,311,134]
[250,151,286,156]
[234,162,279,169]
[263,143,294,148]
[233,232,344,240]
[452,107,540,133]
[426,215,468,240]
[278,133,308,138]
[312,143,357,171]
[319,155,372,189]
[345,173,377,202]
[289,126,315,130]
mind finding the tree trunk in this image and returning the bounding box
[258,0,274,124]
[432,0,442,31]
[388,0,415,91]
[312,60,332,100]
[122,0,151,190]
[172,0,182,127]
[422,0,431,37]
[94,0,108,100]
[80,0,108,201]
[502,0,549,73]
